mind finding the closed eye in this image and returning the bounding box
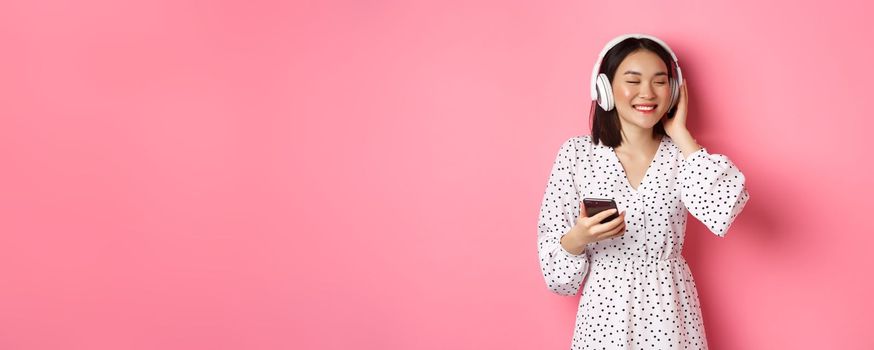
[626,81,667,85]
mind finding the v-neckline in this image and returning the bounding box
[610,136,664,194]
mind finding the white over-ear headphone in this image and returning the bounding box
[590,33,684,112]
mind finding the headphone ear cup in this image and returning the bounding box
[595,73,614,111]
[669,77,679,111]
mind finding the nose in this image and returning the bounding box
[639,83,655,99]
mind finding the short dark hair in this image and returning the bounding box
[589,37,678,148]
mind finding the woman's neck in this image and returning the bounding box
[615,126,661,154]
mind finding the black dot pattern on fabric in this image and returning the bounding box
[536,135,750,349]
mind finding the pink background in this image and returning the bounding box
[2,0,872,349]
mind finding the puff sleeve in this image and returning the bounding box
[537,137,589,296]
[678,147,751,237]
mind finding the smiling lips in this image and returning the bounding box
[633,104,657,114]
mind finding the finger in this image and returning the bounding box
[610,225,626,238]
[683,79,688,99]
[611,220,627,234]
[592,211,625,232]
[679,80,685,101]
[580,201,586,218]
[588,209,616,227]
[598,221,626,238]
[590,208,618,222]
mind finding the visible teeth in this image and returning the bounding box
[634,105,655,111]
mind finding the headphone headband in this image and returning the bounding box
[589,33,683,101]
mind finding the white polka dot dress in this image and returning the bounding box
[537,135,750,349]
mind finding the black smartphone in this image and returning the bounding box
[582,198,619,224]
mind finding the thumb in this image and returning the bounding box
[580,201,587,218]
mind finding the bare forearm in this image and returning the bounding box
[673,130,703,159]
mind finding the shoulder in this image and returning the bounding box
[553,134,596,165]
[559,134,595,152]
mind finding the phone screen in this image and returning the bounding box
[583,198,619,224]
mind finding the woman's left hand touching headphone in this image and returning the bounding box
[662,79,703,158]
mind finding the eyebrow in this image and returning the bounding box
[623,70,668,77]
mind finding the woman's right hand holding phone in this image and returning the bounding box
[559,203,626,255]
[571,205,626,245]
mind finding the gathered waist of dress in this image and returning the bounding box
[589,254,686,264]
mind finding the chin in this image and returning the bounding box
[619,111,665,129]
